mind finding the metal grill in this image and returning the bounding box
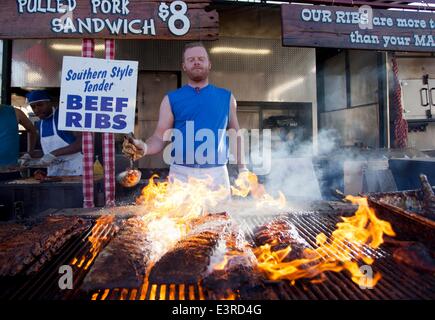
[90,283,206,301]
[239,213,435,300]
[1,211,434,300]
[0,218,116,301]
[87,212,435,300]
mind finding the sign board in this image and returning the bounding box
[58,56,138,134]
[281,4,435,52]
[0,0,218,40]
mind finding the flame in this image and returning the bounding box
[131,171,284,301]
[231,171,286,209]
[254,196,395,288]
[136,174,229,219]
[84,215,115,270]
[89,172,395,300]
[71,215,114,269]
[220,289,237,300]
[134,171,285,267]
[133,174,231,271]
[179,284,185,300]
[213,255,230,271]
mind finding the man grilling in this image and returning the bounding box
[26,90,83,176]
[123,42,246,196]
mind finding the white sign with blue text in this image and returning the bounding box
[58,56,138,134]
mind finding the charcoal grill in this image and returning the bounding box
[1,207,434,300]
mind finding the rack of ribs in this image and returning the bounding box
[148,212,230,284]
[385,239,435,273]
[0,216,92,276]
[419,174,435,220]
[202,222,278,300]
[0,223,28,243]
[81,216,152,291]
[253,217,310,261]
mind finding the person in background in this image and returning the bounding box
[26,90,83,176]
[0,104,37,167]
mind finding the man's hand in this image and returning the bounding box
[122,137,147,161]
[29,150,43,158]
[37,153,57,166]
[18,153,32,166]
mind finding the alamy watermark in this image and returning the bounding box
[58,265,73,290]
[358,265,375,290]
[161,121,272,175]
[358,5,373,30]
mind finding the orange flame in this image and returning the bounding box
[71,215,115,270]
[254,196,395,288]
[231,171,286,209]
[213,255,230,271]
[220,290,237,300]
[91,172,396,300]
[133,171,286,267]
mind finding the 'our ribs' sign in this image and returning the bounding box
[0,0,218,40]
[281,4,435,52]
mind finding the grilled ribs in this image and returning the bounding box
[81,217,152,291]
[0,216,91,276]
[0,224,27,242]
[391,241,435,273]
[419,174,435,220]
[203,223,267,299]
[148,212,230,284]
[253,217,310,261]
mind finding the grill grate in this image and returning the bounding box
[238,213,435,300]
[90,283,206,300]
[87,212,435,300]
[0,219,117,301]
[1,211,434,300]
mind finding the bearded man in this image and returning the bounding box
[122,42,247,196]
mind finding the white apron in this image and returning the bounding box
[169,164,231,199]
[40,114,83,177]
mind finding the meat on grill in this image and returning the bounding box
[0,224,27,242]
[419,174,435,220]
[0,216,91,276]
[203,223,269,300]
[391,241,435,273]
[253,217,310,261]
[81,217,152,291]
[148,212,230,284]
[33,169,47,181]
[81,217,151,291]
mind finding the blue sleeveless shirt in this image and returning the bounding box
[168,84,231,168]
[0,105,19,166]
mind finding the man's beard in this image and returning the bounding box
[186,67,209,82]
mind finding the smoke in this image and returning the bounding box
[247,129,339,201]
[210,129,345,216]
[249,125,397,203]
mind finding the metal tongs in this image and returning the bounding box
[117,133,142,188]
